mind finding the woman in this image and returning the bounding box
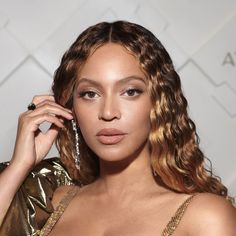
[0,21,235,235]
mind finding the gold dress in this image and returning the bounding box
[0,158,195,236]
[0,158,74,236]
[38,187,195,236]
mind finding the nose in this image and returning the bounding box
[98,96,121,121]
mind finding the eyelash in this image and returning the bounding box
[78,88,143,99]
[124,88,143,96]
[78,91,97,99]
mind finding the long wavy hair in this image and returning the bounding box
[52,20,229,198]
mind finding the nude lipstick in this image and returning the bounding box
[96,128,126,145]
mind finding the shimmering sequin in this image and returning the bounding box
[39,187,79,236]
[162,195,195,236]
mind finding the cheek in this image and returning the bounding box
[75,114,95,147]
[74,102,93,124]
[73,105,93,139]
[124,101,151,129]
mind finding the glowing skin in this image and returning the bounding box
[73,43,152,167]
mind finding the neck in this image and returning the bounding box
[94,145,162,198]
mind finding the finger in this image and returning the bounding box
[36,100,72,114]
[27,95,55,113]
[28,113,66,131]
[27,104,73,120]
[31,95,55,105]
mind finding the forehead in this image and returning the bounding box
[77,43,146,82]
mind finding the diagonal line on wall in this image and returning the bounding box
[176,59,191,73]
[32,0,88,53]
[211,95,236,118]
[0,55,53,88]
[30,56,53,78]
[4,27,30,54]
[0,56,30,87]
[190,59,236,94]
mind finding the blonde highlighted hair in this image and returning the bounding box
[52,21,228,198]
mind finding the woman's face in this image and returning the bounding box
[73,43,152,162]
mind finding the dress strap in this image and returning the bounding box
[161,194,196,236]
[38,186,79,236]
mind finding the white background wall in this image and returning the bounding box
[0,0,235,196]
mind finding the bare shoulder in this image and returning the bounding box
[185,193,236,235]
[51,185,78,209]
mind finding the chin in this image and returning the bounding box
[97,151,129,162]
[95,147,142,165]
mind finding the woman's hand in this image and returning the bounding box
[0,94,74,225]
[10,95,73,170]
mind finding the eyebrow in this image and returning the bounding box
[76,75,147,88]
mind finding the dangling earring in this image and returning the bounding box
[71,119,80,170]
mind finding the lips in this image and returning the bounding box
[96,128,126,145]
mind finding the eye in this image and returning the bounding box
[124,88,143,97]
[78,91,99,99]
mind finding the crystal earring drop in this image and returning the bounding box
[71,119,80,170]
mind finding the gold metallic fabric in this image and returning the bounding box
[0,158,73,236]
[162,195,195,236]
[38,187,78,236]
